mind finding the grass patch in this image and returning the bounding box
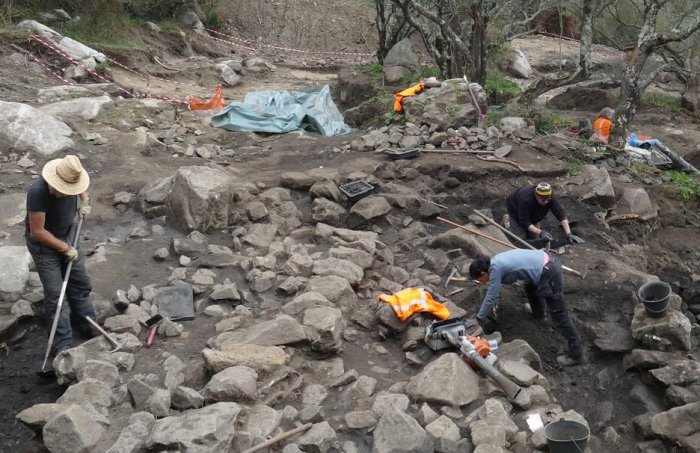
[354,63,383,74]
[484,72,521,103]
[55,11,148,50]
[642,92,683,114]
[667,170,700,199]
[400,65,443,85]
[529,109,567,134]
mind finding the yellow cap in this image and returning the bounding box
[535,182,552,197]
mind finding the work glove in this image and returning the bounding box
[539,229,554,241]
[78,198,91,219]
[476,313,499,335]
[567,233,585,244]
[61,245,79,262]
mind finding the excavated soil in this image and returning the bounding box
[0,3,699,452]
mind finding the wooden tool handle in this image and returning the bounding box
[84,316,119,347]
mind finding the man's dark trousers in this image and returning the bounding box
[28,240,96,352]
[524,254,583,360]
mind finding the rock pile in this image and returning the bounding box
[8,157,697,452]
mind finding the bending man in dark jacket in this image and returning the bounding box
[506,182,584,246]
[469,249,584,367]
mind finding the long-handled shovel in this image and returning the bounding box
[40,217,84,373]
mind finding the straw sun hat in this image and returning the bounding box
[41,155,90,196]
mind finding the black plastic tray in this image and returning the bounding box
[385,148,421,160]
[339,180,374,202]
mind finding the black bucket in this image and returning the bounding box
[544,419,589,453]
[638,281,671,318]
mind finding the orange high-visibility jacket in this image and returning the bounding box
[378,287,450,321]
[591,116,612,143]
[393,81,424,113]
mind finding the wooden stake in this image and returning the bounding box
[419,197,448,210]
[241,423,313,453]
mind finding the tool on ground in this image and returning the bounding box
[463,75,486,128]
[445,268,470,287]
[419,144,512,157]
[144,314,163,348]
[41,218,84,373]
[437,216,583,278]
[83,316,128,353]
[425,318,522,400]
[241,422,313,453]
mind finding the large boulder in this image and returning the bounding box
[165,166,232,232]
[402,79,488,130]
[16,20,106,66]
[40,95,113,120]
[405,353,481,406]
[42,405,105,453]
[202,344,287,373]
[372,410,434,453]
[0,101,74,155]
[609,187,659,220]
[630,305,692,351]
[0,246,32,301]
[506,49,532,79]
[146,402,242,451]
[564,164,615,208]
[650,402,700,450]
[207,314,307,348]
[383,38,420,83]
[201,366,258,403]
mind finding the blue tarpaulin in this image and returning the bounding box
[210,85,350,136]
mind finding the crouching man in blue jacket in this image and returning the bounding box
[469,248,584,367]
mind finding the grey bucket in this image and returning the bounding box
[638,281,671,318]
[544,419,590,453]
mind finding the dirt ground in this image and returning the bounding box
[0,4,699,451]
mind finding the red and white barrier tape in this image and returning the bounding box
[206,28,375,59]
[25,49,76,85]
[206,31,258,52]
[29,35,189,105]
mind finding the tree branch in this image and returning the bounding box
[639,63,667,90]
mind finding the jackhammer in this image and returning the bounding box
[425,318,522,401]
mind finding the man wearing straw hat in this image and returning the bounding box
[25,155,97,354]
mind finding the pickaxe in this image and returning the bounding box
[84,316,128,353]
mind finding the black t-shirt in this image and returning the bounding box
[25,178,77,240]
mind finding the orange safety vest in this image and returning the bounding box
[378,287,450,321]
[393,81,424,113]
[591,117,612,143]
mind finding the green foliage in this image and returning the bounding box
[566,168,579,177]
[56,11,148,49]
[356,63,384,74]
[400,65,443,84]
[667,171,700,199]
[642,92,683,114]
[384,110,407,126]
[420,65,442,79]
[529,109,566,134]
[484,73,521,101]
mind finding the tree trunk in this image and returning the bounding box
[374,0,412,63]
[470,0,487,85]
[612,1,661,142]
[578,0,594,78]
